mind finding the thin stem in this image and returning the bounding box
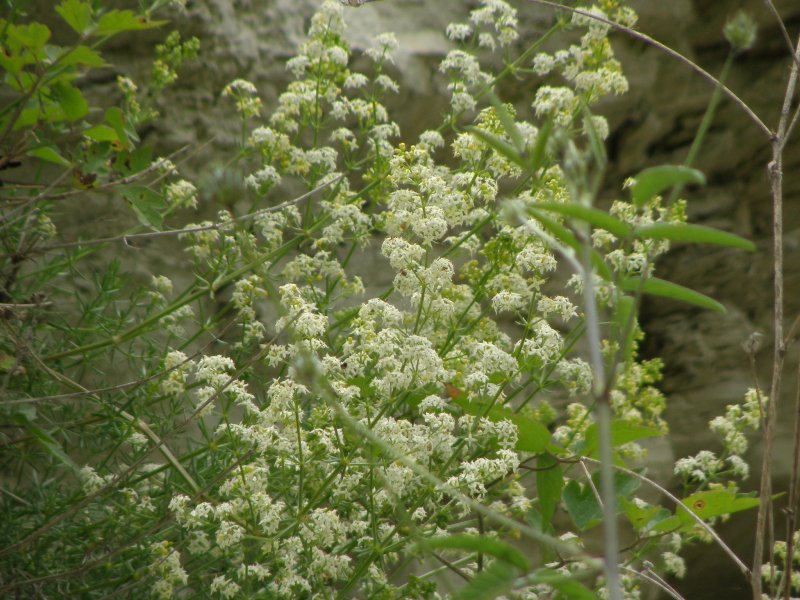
[621,564,687,600]
[581,457,750,577]
[753,31,800,600]
[784,354,800,600]
[762,1,800,73]
[37,174,343,253]
[525,0,773,139]
[667,51,735,204]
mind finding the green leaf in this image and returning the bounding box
[487,90,524,153]
[528,210,613,281]
[581,103,606,167]
[417,534,530,571]
[59,45,105,68]
[84,124,119,143]
[677,490,760,524]
[581,420,662,458]
[13,413,79,472]
[14,106,42,130]
[536,454,563,524]
[600,470,641,501]
[531,202,631,239]
[56,0,93,34]
[634,222,756,251]
[529,118,553,173]
[456,561,520,600]
[650,491,768,534]
[613,294,636,364]
[9,22,51,51]
[621,498,672,532]
[453,397,551,454]
[105,107,129,149]
[52,80,88,121]
[533,568,598,600]
[0,44,27,75]
[466,125,528,170]
[0,351,17,373]
[94,10,166,36]
[27,146,72,168]
[621,276,725,313]
[563,480,602,530]
[121,186,164,230]
[128,145,152,174]
[630,165,705,208]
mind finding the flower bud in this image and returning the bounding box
[724,11,757,53]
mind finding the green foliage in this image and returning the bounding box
[0,1,769,599]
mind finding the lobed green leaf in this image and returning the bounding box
[56,0,93,34]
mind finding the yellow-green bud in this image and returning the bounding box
[724,11,757,53]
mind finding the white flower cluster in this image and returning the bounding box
[222,78,262,118]
[676,388,763,484]
[165,179,198,209]
[440,1,519,114]
[154,1,704,598]
[147,541,188,600]
[245,165,281,195]
[529,2,632,133]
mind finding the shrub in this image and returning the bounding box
[2,1,794,599]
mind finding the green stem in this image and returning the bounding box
[667,51,735,204]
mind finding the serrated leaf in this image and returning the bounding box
[531,202,631,238]
[52,80,88,121]
[456,560,520,600]
[27,146,72,168]
[121,186,164,230]
[581,420,662,458]
[621,276,725,313]
[453,397,551,454]
[59,45,105,68]
[563,480,602,530]
[94,10,166,36]
[10,22,51,50]
[417,534,530,571]
[467,125,528,170]
[635,222,756,251]
[630,165,705,208]
[537,454,563,524]
[56,0,93,34]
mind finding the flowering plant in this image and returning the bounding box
[2,1,791,599]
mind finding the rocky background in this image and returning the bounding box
[50,0,800,597]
